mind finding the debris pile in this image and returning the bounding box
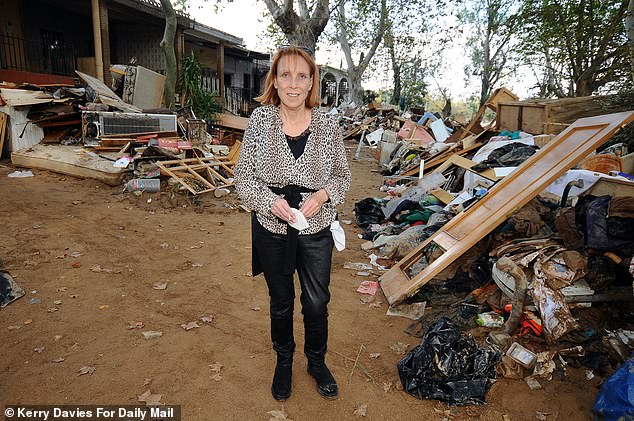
[341,91,634,408]
[1,66,246,195]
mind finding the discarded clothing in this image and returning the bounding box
[472,143,539,172]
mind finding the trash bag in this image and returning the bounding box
[354,198,385,227]
[592,355,634,420]
[397,317,501,406]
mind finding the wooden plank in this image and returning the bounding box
[431,154,500,182]
[0,112,7,158]
[380,111,634,306]
[219,113,248,131]
[0,88,54,107]
[11,144,126,186]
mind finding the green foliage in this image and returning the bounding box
[518,0,629,97]
[458,0,521,105]
[177,52,222,122]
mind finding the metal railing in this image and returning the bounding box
[200,68,259,116]
[0,32,76,76]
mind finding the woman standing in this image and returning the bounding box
[234,46,351,401]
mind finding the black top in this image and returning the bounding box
[285,129,310,159]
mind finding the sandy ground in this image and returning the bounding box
[0,144,599,420]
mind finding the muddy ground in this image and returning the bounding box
[0,144,600,420]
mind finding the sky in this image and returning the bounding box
[185,0,533,101]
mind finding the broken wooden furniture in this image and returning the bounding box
[211,113,248,146]
[156,156,235,195]
[452,87,518,141]
[496,94,630,136]
[380,111,634,306]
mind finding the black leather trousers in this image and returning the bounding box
[252,216,334,362]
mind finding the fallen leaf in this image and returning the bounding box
[152,282,167,290]
[369,353,381,359]
[209,362,223,372]
[78,366,95,376]
[24,319,33,325]
[353,403,368,417]
[390,342,409,355]
[267,408,293,421]
[181,321,199,331]
[251,306,261,311]
[53,357,65,363]
[71,261,81,268]
[127,321,144,330]
[359,296,373,305]
[34,347,45,353]
[141,331,163,339]
[200,315,214,324]
[137,390,162,405]
[382,382,392,393]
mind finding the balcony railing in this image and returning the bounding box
[200,68,259,116]
[0,32,76,77]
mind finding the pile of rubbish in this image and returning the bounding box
[341,93,634,412]
[1,65,243,196]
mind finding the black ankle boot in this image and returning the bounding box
[270,316,295,401]
[307,361,338,399]
[304,317,338,399]
[272,355,293,401]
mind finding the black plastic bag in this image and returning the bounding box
[353,198,385,227]
[397,317,500,406]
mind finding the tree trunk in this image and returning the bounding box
[262,0,330,53]
[347,71,363,106]
[386,27,401,106]
[338,0,387,106]
[159,0,177,109]
[627,0,634,82]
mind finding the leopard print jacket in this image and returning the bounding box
[234,105,351,235]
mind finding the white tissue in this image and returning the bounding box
[288,208,309,231]
[330,221,346,251]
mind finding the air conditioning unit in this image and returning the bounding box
[82,111,177,141]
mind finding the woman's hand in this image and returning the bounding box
[300,189,329,218]
[271,198,295,223]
